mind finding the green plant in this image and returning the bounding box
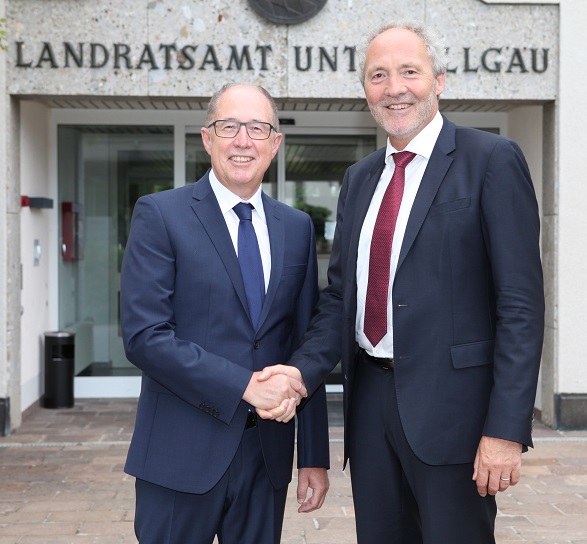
[0,18,7,52]
[294,201,331,240]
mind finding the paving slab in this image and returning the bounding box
[1,399,586,543]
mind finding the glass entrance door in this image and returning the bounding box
[58,126,174,376]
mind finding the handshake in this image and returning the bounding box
[242,365,307,423]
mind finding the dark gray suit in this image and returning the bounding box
[290,117,544,543]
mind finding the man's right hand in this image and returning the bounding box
[253,365,308,422]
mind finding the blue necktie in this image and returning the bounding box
[233,203,265,328]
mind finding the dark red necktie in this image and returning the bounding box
[364,151,416,347]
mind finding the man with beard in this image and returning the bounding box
[261,19,544,544]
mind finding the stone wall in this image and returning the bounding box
[5,0,558,101]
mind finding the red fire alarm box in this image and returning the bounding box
[61,202,82,262]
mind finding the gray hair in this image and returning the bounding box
[205,83,280,131]
[356,19,448,86]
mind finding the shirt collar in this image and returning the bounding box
[385,111,444,164]
[208,169,266,223]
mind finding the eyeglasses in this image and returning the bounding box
[206,119,276,140]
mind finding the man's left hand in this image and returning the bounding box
[296,467,329,513]
[473,436,522,497]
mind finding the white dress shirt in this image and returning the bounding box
[356,112,444,357]
[208,170,271,292]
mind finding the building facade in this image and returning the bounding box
[1,0,586,434]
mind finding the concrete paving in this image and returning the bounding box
[1,399,586,543]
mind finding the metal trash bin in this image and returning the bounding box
[43,331,75,409]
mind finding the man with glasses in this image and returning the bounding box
[120,83,330,544]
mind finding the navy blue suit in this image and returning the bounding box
[290,117,544,543]
[121,173,329,541]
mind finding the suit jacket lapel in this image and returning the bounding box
[259,193,284,332]
[190,175,250,319]
[347,150,387,312]
[397,118,456,272]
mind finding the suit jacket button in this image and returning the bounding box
[254,341,260,350]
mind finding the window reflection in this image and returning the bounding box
[284,134,376,286]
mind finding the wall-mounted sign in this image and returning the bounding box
[248,0,328,24]
[13,41,550,76]
[5,0,559,100]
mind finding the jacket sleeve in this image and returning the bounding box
[479,138,545,447]
[294,215,330,469]
[289,172,350,396]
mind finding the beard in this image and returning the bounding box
[369,86,439,146]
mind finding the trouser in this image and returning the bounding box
[348,352,496,544]
[134,426,288,544]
